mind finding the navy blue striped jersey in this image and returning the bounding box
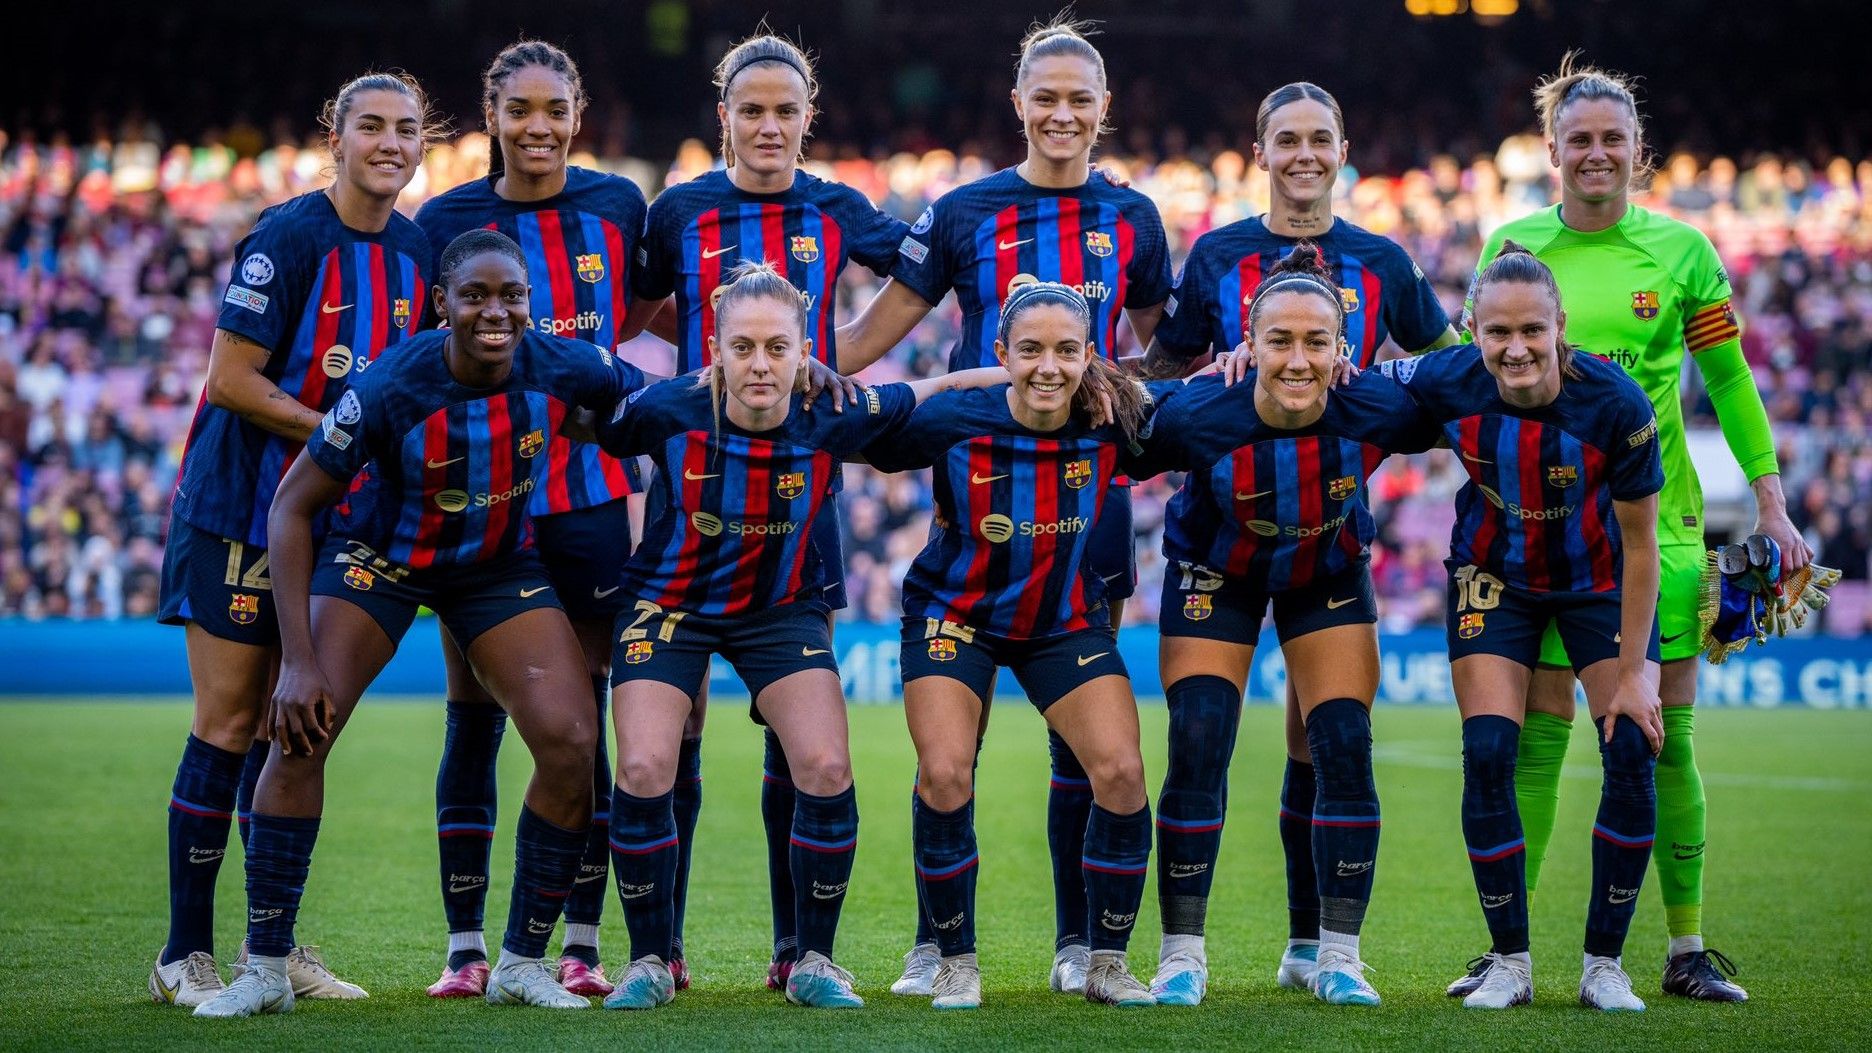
[1379,348,1664,593]
[863,382,1181,638]
[1155,216,1448,368]
[173,191,430,547]
[1135,372,1440,590]
[632,169,907,372]
[597,380,917,616]
[894,167,1173,372]
[414,166,648,513]
[307,329,645,569]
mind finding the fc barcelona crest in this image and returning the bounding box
[1328,475,1357,501]
[1183,593,1213,621]
[790,236,820,263]
[1458,613,1485,639]
[1340,286,1361,313]
[1084,231,1114,258]
[928,637,957,662]
[228,593,261,625]
[1547,465,1578,488]
[776,471,807,499]
[343,566,375,592]
[624,640,654,664]
[518,429,545,459]
[576,253,605,283]
[1063,459,1093,490]
[1631,290,1660,320]
[392,298,411,328]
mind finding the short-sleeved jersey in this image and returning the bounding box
[308,329,644,569]
[1469,205,1739,547]
[1138,371,1441,590]
[598,381,917,616]
[633,169,907,372]
[415,166,649,514]
[864,383,1179,639]
[1155,216,1449,368]
[173,191,430,548]
[1382,347,1664,594]
[894,167,1173,372]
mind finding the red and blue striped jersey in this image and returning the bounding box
[597,380,917,616]
[1155,216,1448,368]
[415,166,648,514]
[1135,372,1440,590]
[633,169,908,372]
[863,383,1179,639]
[1381,348,1664,593]
[894,167,1172,373]
[173,190,430,548]
[308,329,646,569]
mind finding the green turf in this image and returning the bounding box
[1,699,1868,1051]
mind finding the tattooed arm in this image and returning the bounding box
[205,329,322,442]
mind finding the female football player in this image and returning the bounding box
[1398,244,1665,1012]
[1449,55,1804,1004]
[835,18,1174,996]
[151,71,435,1008]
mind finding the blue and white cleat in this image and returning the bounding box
[602,956,675,1010]
[193,957,293,1018]
[1311,948,1381,1006]
[485,953,588,1009]
[1276,940,1319,990]
[786,951,864,1008]
[1149,935,1208,1006]
[1580,956,1646,1012]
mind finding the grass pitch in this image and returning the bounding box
[1,699,1868,1050]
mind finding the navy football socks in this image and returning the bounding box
[1308,698,1381,942]
[1156,675,1242,937]
[1047,730,1094,950]
[1586,715,1657,959]
[504,805,585,960]
[1462,714,1529,955]
[163,735,243,962]
[608,785,679,963]
[790,786,859,959]
[1082,803,1151,952]
[913,795,979,957]
[436,701,505,949]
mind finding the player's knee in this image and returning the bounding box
[192,707,262,754]
[1084,748,1147,811]
[1461,714,1521,791]
[616,748,676,798]
[1597,716,1656,798]
[1306,698,1374,798]
[917,753,975,811]
[1165,675,1241,782]
[788,741,852,797]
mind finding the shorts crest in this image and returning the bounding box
[928,637,957,662]
[624,640,654,664]
[228,593,261,625]
[1458,612,1485,639]
[343,566,375,592]
[1183,593,1213,621]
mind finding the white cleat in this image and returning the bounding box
[234,943,368,999]
[785,951,864,1008]
[1150,935,1208,1006]
[193,958,293,1018]
[150,950,226,1008]
[1462,951,1534,1010]
[1049,943,1091,995]
[485,953,590,1009]
[1084,949,1155,1007]
[1580,956,1646,1012]
[891,941,940,996]
[931,953,982,1010]
[1276,940,1319,990]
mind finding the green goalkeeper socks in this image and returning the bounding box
[1653,706,1706,939]
[1514,710,1573,896]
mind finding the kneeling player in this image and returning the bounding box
[1387,244,1665,1012]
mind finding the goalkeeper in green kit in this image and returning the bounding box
[1448,55,1811,1005]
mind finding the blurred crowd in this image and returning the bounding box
[4,130,1870,634]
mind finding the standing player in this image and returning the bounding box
[835,18,1173,995]
[414,39,650,1000]
[1146,81,1459,992]
[628,31,912,991]
[1397,244,1665,1012]
[194,230,651,1017]
[151,72,435,1007]
[1448,56,1808,1003]
[864,282,1177,1010]
[1135,245,1442,1007]
[593,262,1002,1011]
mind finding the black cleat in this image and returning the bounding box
[1662,948,1748,1003]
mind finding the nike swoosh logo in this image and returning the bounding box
[1325,597,1356,610]
[1461,450,1493,464]
[622,888,653,899]
[701,245,736,259]
[1661,630,1688,644]
[427,456,464,469]
[519,586,550,597]
[802,647,830,657]
[998,238,1034,250]
[574,872,606,884]
[153,971,180,1002]
[1234,490,1272,501]
[970,472,1008,484]
[812,889,844,900]
[593,585,621,598]
[1077,652,1109,667]
[447,882,482,893]
[1608,892,1637,905]
[684,470,721,481]
[321,302,352,314]
[1614,632,1623,643]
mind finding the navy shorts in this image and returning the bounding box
[1159,558,1376,645]
[312,538,563,650]
[1086,482,1136,602]
[535,496,634,622]
[898,617,1128,712]
[1444,562,1661,671]
[611,599,838,724]
[158,519,279,646]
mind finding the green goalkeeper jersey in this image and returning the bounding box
[1469,204,1750,549]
